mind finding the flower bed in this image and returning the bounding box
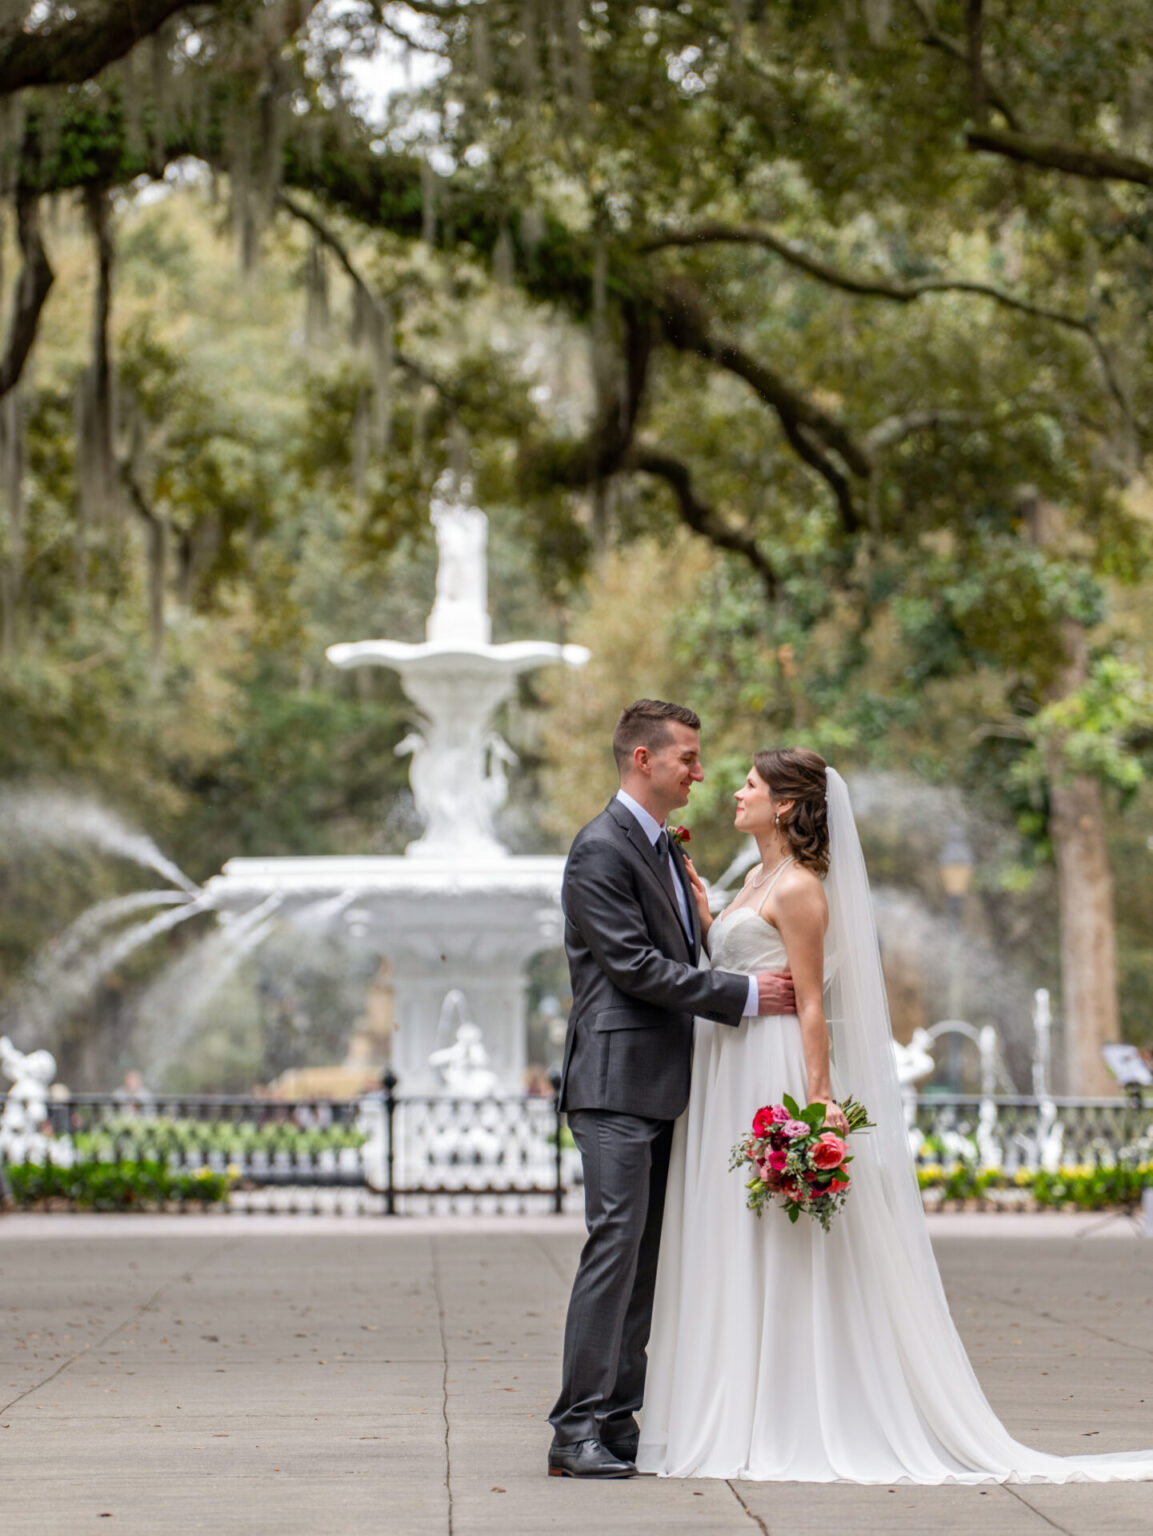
[5,1159,231,1211]
[917,1162,1153,1212]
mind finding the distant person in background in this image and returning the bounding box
[112,1068,156,1119]
[523,1064,554,1098]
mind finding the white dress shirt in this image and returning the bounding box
[615,790,760,1016]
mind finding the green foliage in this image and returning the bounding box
[893,536,1106,693]
[1014,655,1153,796]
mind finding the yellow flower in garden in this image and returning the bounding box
[227,1164,241,1180]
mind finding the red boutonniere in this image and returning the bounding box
[670,825,691,846]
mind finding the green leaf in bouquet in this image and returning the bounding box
[782,1093,801,1118]
[787,1205,801,1223]
[800,1103,825,1131]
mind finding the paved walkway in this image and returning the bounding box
[1,1212,1152,1535]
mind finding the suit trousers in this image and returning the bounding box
[549,1108,674,1446]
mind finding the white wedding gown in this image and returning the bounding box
[636,904,1153,1484]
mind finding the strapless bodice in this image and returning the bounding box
[707,906,789,973]
[707,906,836,983]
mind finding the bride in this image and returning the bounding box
[636,747,1153,1484]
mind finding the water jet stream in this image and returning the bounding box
[141,897,284,1084]
[0,791,199,894]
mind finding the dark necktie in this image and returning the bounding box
[656,831,688,931]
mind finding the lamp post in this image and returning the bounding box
[938,827,975,1091]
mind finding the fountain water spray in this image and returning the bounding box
[0,791,199,894]
[10,894,209,1045]
[141,895,284,1084]
[28,890,190,984]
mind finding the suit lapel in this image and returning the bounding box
[605,799,694,955]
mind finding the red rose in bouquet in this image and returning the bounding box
[810,1133,848,1170]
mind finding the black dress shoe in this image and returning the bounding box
[547,1438,638,1479]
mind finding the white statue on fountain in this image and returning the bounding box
[429,1022,500,1100]
[326,469,589,862]
[0,1035,74,1167]
[428,475,490,644]
[892,1027,935,1157]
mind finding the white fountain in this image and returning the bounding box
[204,473,589,1093]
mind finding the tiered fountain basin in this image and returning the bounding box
[205,853,567,1095]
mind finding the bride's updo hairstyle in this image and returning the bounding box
[752,747,830,877]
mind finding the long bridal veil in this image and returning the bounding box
[823,766,1153,1481]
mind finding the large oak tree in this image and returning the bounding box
[3,0,1152,1089]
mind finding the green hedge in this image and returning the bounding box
[6,1159,230,1211]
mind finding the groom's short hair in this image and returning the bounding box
[612,699,701,773]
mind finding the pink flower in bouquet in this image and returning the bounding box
[767,1148,788,1172]
[782,1119,810,1140]
[811,1133,848,1170]
[829,1176,850,1192]
[770,1104,790,1123]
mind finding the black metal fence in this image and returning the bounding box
[910,1094,1153,1168]
[2,1072,575,1216]
[2,1086,1150,1216]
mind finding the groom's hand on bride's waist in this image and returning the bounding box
[755,971,795,1015]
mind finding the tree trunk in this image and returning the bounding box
[0,385,23,659]
[1046,759,1118,1095]
[0,191,54,403]
[1024,493,1119,1096]
[121,463,167,673]
[81,185,118,523]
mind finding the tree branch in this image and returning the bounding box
[641,222,1134,436]
[906,0,1021,129]
[0,0,211,93]
[655,277,867,531]
[627,444,778,601]
[864,409,983,456]
[966,0,987,127]
[966,126,1153,187]
[0,190,53,400]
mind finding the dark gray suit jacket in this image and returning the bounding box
[558,798,749,1120]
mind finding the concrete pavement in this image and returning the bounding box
[1,1211,1152,1535]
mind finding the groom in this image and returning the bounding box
[548,699,795,1478]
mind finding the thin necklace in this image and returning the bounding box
[750,853,793,889]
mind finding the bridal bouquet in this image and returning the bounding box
[729,1094,874,1232]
